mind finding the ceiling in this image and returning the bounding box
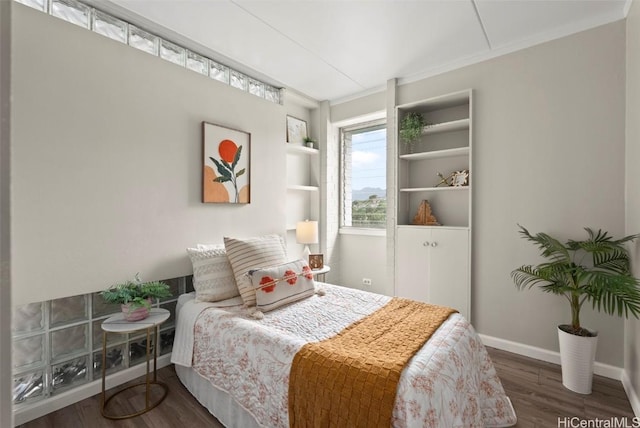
[99,0,630,103]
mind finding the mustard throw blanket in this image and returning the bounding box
[288,298,457,428]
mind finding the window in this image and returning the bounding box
[340,120,387,229]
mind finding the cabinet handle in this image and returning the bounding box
[431,242,438,247]
[423,241,430,247]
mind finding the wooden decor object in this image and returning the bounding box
[412,200,440,225]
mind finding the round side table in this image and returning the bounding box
[100,307,170,420]
[311,265,330,282]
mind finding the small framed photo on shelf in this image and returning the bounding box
[309,254,324,270]
[286,115,308,145]
[451,170,469,187]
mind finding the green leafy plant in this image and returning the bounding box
[511,225,640,336]
[303,136,316,144]
[399,112,425,146]
[101,273,171,309]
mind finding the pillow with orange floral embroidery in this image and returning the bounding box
[248,259,316,312]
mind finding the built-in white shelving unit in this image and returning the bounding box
[286,143,320,232]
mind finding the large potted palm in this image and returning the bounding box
[511,225,640,394]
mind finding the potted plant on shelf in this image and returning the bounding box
[303,136,316,149]
[511,225,640,394]
[101,273,171,321]
[399,112,425,152]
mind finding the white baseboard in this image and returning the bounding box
[13,353,172,426]
[478,334,623,380]
[622,371,640,417]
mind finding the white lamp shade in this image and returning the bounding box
[296,220,318,245]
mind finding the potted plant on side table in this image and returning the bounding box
[101,273,171,321]
[511,225,640,394]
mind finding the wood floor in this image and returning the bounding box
[18,346,635,428]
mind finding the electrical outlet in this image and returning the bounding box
[362,278,372,286]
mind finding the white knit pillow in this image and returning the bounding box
[186,246,239,302]
[223,234,287,307]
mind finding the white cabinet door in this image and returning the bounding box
[396,227,470,319]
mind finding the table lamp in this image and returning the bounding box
[296,220,318,263]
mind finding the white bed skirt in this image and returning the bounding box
[175,363,262,428]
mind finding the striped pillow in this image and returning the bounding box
[223,234,287,307]
[186,246,239,302]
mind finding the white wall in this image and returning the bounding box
[332,20,628,367]
[625,0,640,414]
[1,2,12,427]
[11,4,290,305]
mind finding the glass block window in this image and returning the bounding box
[230,70,248,91]
[160,39,186,66]
[186,50,209,76]
[15,0,46,12]
[265,85,281,104]
[13,302,45,334]
[51,324,88,361]
[92,9,127,43]
[92,319,126,351]
[13,335,45,369]
[50,295,88,327]
[13,371,44,404]
[160,329,175,355]
[93,344,126,378]
[51,356,88,394]
[51,0,91,29]
[92,292,120,318]
[129,25,159,56]
[210,61,230,84]
[249,79,265,98]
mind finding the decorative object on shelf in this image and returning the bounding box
[303,136,316,149]
[202,121,251,204]
[411,200,440,226]
[451,170,469,187]
[436,171,454,187]
[399,112,427,150]
[100,273,171,321]
[286,115,308,145]
[296,219,319,262]
[511,225,640,394]
[309,254,324,270]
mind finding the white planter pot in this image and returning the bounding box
[558,326,598,394]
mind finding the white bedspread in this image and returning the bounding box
[174,284,517,427]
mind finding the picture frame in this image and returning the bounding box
[308,254,324,270]
[451,170,469,187]
[202,121,251,204]
[286,115,308,145]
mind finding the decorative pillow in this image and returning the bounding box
[224,234,287,307]
[186,246,239,302]
[249,259,316,312]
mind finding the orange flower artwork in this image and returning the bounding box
[202,122,251,203]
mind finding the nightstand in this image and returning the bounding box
[100,308,170,420]
[311,265,330,282]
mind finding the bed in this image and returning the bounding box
[171,282,517,427]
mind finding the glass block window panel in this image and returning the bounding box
[129,25,159,56]
[186,51,209,76]
[92,319,126,351]
[161,277,181,302]
[92,10,127,43]
[13,302,44,334]
[92,292,119,318]
[51,324,88,361]
[129,336,150,367]
[50,295,87,327]
[51,0,90,29]
[92,344,126,379]
[13,335,45,369]
[15,0,46,12]
[51,356,88,394]
[265,85,281,104]
[13,370,44,405]
[186,275,194,293]
[159,300,177,328]
[160,39,186,66]
[160,329,175,355]
[249,79,265,98]
[230,70,248,91]
[210,61,230,84]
